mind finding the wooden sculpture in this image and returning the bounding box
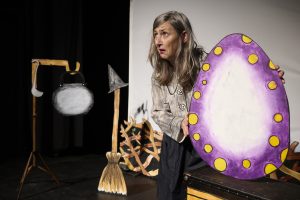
[119,117,162,177]
[98,64,128,195]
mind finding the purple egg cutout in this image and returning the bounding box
[189,33,290,180]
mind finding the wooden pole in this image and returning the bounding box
[112,89,120,153]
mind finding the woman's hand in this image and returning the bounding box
[276,65,285,84]
[181,114,189,137]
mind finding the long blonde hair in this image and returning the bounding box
[148,11,205,90]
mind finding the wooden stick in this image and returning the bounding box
[112,89,120,153]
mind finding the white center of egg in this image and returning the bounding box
[204,55,271,157]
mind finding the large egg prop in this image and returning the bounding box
[189,33,289,180]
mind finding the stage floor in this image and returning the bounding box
[1,153,157,200]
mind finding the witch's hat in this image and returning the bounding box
[108,64,128,93]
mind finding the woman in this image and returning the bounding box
[149,11,285,200]
[149,11,206,200]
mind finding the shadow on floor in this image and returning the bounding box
[0,154,157,200]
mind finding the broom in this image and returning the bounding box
[98,65,127,195]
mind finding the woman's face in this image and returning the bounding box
[154,21,180,64]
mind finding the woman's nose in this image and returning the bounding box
[155,36,162,46]
[155,35,162,45]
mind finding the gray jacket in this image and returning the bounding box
[151,74,194,143]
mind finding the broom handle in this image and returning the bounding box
[112,89,120,153]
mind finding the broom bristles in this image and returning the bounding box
[98,152,127,195]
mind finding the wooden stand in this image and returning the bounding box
[17,59,80,199]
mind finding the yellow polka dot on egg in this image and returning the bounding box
[193,133,200,141]
[281,148,288,163]
[193,91,201,100]
[268,81,277,90]
[264,163,277,175]
[188,113,198,125]
[204,144,213,153]
[242,35,252,44]
[269,135,280,147]
[202,63,210,71]
[274,113,283,123]
[214,158,227,172]
[269,60,276,70]
[214,46,223,55]
[248,54,259,64]
[202,80,207,85]
[242,159,251,169]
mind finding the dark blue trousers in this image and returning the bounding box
[157,134,205,200]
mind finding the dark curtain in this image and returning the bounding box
[1,0,129,159]
[30,0,84,156]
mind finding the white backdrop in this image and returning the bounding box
[128,0,300,151]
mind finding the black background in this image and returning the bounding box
[0,0,130,160]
